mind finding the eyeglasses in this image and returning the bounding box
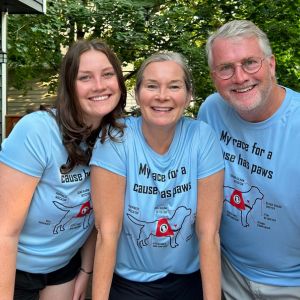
[213,57,265,80]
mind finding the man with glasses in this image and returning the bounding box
[198,20,300,299]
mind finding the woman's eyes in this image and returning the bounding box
[146,84,158,89]
[103,72,115,78]
[145,84,182,90]
[77,71,115,81]
[78,75,91,81]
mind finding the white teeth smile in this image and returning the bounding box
[153,107,172,111]
[90,95,109,101]
[234,86,254,93]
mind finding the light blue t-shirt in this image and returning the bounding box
[90,116,224,282]
[198,87,300,286]
[0,111,94,273]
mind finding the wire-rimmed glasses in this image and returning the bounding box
[213,57,265,80]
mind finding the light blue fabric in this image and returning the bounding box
[198,87,300,286]
[0,111,94,273]
[90,116,224,282]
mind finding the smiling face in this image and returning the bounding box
[136,61,191,132]
[76,49,121,129]
[211,36,276,121]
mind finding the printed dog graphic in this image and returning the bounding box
[224,185,264,227]
[127,206,192,248]
[53,200,93,234]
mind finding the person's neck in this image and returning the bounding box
[239,85,286,123]
[141,122,176,155]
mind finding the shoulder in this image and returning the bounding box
[201,92,224,107]
[16,110,57,132]
[0,111,57,175]
[93,116,139,150]
[198,93,228,113]
[182,116,213,128]
[282,87,300,115]
[111,116,138,133]
[181,117,218,139]
[197,92,225,118]
[123,115,139,128]
[3,110,59,154]
[198,92,232,124]
[286,87,300,102]
[120,116,141,139]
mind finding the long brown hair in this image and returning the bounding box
[55,39,126,173]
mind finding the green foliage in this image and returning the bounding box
[7,0,300,117]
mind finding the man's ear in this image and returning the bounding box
[268,55,276,78]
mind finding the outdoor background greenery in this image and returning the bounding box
[7,0,300,116]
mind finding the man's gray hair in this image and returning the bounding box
[206,20,273,68]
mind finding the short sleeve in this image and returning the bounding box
[90,135,127,177]
[197,122,224,179]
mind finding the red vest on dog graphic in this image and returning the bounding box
[156,218,174,237]
[230,190,245,210]
[76,201,92,217]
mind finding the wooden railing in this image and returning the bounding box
[5,114,23,137]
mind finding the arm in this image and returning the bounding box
[0,162,39,299]
[197,169,224,300]
[72,227,97,300]
[91,166,125,300]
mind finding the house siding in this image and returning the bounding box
[7,82,56,115]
